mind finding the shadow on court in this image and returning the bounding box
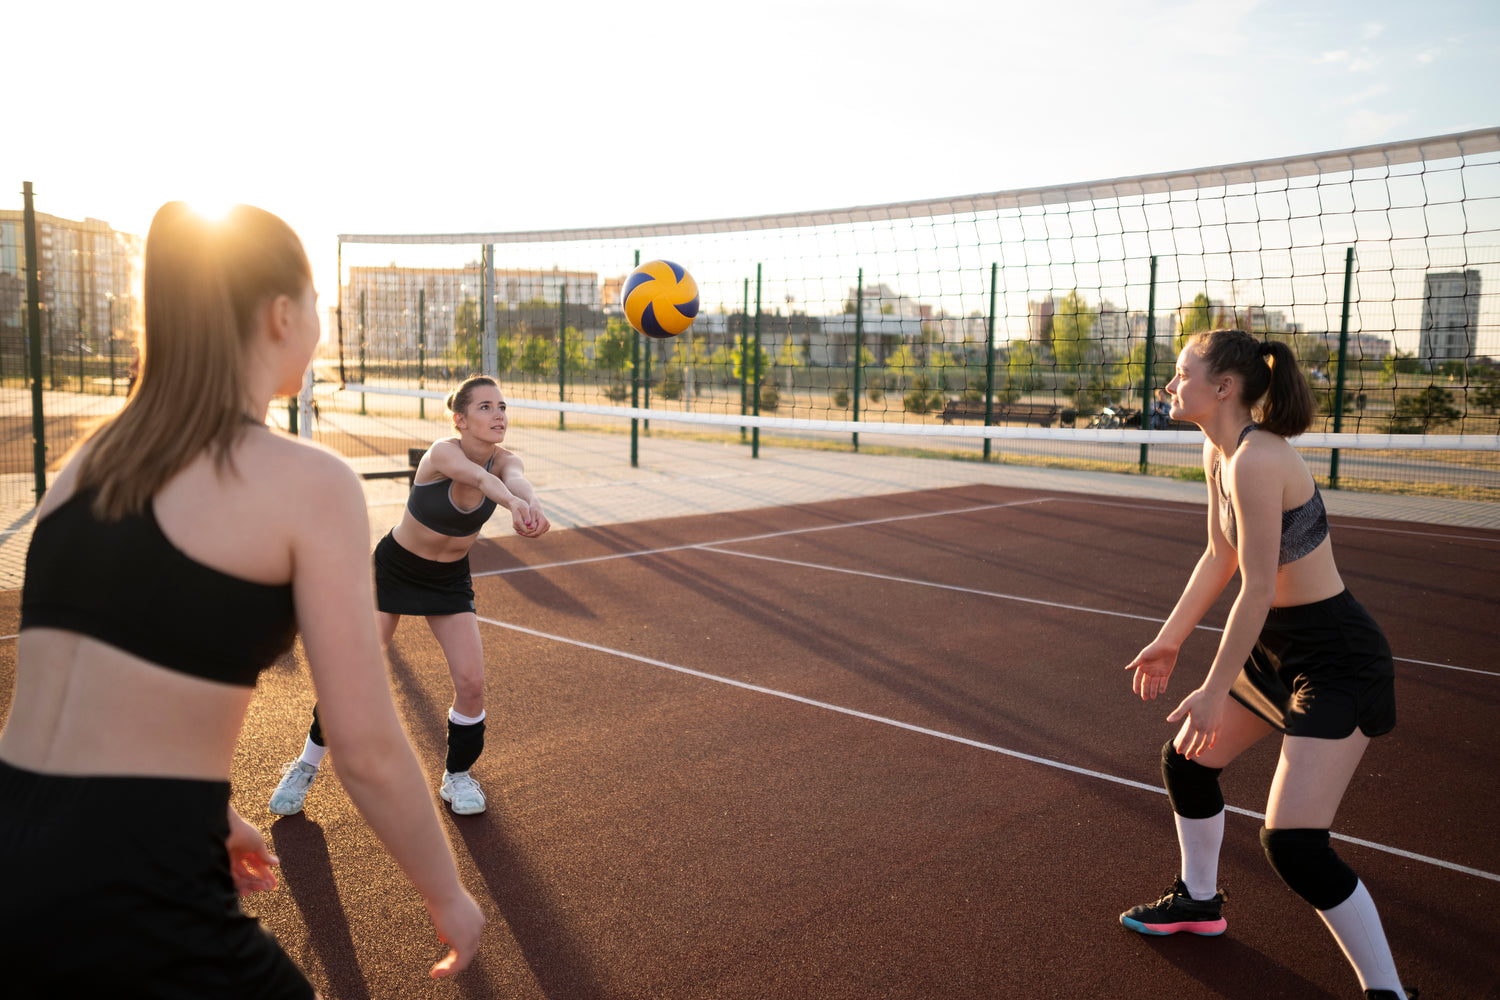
[1,484,1496,999]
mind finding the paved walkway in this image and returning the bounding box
[2,429,1496,591]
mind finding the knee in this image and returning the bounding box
[1161,739,1224,818]
[1259,826,1358,910]
[450,669,485,705]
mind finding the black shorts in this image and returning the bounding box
[0,759,314,1000]
[374,530,475,616]
[1229,589,1396,739]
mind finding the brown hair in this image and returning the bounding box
[77,202,311,518]
[446,375,499,418]
[1189,328,1314,437]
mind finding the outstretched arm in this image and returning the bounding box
[292,453,484,978]
[1125,440,1238,701]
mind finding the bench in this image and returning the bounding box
[360,447,426,490]
[939,399,1060,427]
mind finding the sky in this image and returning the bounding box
[11,0,1500,316]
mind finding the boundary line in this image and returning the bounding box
[476,614,1500,885]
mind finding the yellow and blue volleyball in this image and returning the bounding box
[622,259,699,339]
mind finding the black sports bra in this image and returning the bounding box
[20,489,297,687]
[1212,424,1329,565]
[406,452,498,537]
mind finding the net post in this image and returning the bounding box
[23,182,46,502]
[852,268,863,453]
[983,262,998,461]
[752,263,762,459]
[1330,247,1354,490]
[557,282,567,431]
[631,250,640,468]
[418,288,426,420]
[1139,255,1159,473]
[481,244,496,377]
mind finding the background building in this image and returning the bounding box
[0,211,140,356]
[1418,269,1481,367]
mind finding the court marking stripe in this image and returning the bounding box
[471,498,1053,578]
[1051,497,1500,543]
[476,614,1500,885]
[693,545,1497,677]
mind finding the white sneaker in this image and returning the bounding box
[439,771,486,815]
[268,760,319,816]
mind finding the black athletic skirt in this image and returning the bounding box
[1229,589,1396,739]
[0,759,315,1000]
[374,530,475,616]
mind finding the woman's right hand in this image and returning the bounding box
[426,889,485,979]
[1125,638,1179,701]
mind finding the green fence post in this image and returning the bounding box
[740,278,749,442]
[557,283,567,431]
[417,288,426,420]
[983,262,998,461]
[1139,255,1159,473]
[23,182,46,502]
[107,295,116,396]
[752,263,762,459]
[1329,247,1355,490]
[852,268,863,452]
[631,250,641,467]
[359,291,367,414]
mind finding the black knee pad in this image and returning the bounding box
[1259,827,1358,911]
[1161,740,1224,819]
[308,703,326,748]
[446,719,486,774]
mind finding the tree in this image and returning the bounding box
[730,335,771,384]
[1385,384,1462,433]
[883,344,921,389]
[1380,350,1422,384]
[518,336,553,378]
[593,318,636,389]
[1050,290,1097,371]
[449,297,483,369]
[1005,339,1043,392]
[1472,368,1500,414]
[1175,293,1214,350]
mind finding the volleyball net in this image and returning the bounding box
[328,128,1500,497]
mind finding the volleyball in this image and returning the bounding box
[622,260,699,338]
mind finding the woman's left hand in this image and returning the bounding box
[1166,687,1227,760]
[226,807,280,895]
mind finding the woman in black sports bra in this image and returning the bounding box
[1117,329,1413,1000]
[270,375,549,819]
[0,203,483,998]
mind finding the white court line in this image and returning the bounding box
[472,498,1052,579]
[696,546,1499,678]
[477,614,1500,885]
[1053,496,1500,544]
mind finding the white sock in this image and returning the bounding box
[297,737,328,769]
[1317,880,1403,994]
[448,707,486,726]
[1175,810,1225,900]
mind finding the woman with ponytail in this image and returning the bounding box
[1117,329,1413,999]
[0,203,483,996]
[270,375,549,819]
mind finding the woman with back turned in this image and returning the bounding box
[1118,328,1413,1000]
[0,202,483,998]
[269,374,550,818]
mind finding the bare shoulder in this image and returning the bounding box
[241,431,364,507]
[1229,431,1300,491]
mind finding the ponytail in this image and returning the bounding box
[1190,329,1314,438]
[1256,340,1314,437]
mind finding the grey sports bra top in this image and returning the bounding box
[1212,424,1329,565]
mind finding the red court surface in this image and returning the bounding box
[2,484,1497,999]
